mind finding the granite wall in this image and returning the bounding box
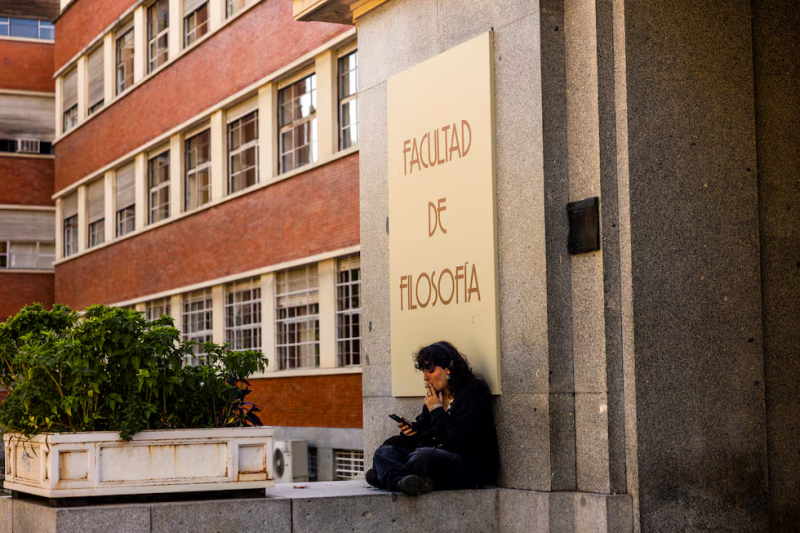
[356,0,798,531]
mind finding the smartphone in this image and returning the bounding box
[388,414,409,425]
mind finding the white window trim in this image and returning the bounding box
[338,50,358,152]
[147,0,170,73]
[182,289,213,365]
[184,1,209,48]
[335,255,361,367]
[185,129,212,210]
[279,74,317,174]
[0,241,55,270]
[224,278,262,351]
[115,26,135,96]
[227,111,259,194]
[147,151,170,224]
[275,265,320,371]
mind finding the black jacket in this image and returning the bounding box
[406,380,500,485]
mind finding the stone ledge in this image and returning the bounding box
[0,481,633,533]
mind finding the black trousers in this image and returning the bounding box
[372,436,478,491]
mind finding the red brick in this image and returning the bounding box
[0,156,55,205]
[249,373,363,428]
[0,272,55,322]
[54,0,349,192]
[0,40,54,93]
[54,152,359,308]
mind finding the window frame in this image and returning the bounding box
[63,215,78,258]
[227,110,259,194]
[224,278,262,352]
[334,449,365,480]
[0,241,55,270]
[336,255,361,367]
[115,25,135,95]
[338,50,359,151]
[185,129,212,211]
[275,264,320,370]
[184,1,209,48]
[147,0,170,73]
[88,219,105,248]
[146,297,172,321]
[278,73,318,174]
[147,149,170,225]
[116,205,135,237]
[182,289,213,365]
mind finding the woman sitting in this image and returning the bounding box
[365,341,499,496]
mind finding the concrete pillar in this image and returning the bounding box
[133,6,146,83]
[318,259,337,368]
[212,285,224,344]
[104,170,115,242]
[171,294,183,330]
[168,0,182,57]
[210,110,226,202]
[76,56,88,121]
[55,198,63,259]
[76,185,87,253]
[259,272,276,374]
[315,50,337,160]
[55,76,63,136]
[134,153,147,230]
[169,133,183,216]
[317,448,335,482]
[208,0,224,31]
[258,84,277,180]
[103,33,114,105]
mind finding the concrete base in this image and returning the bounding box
[0,481,633,532]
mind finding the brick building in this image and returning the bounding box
[50,0,363,480]
[0,1,58,321]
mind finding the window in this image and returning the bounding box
[275,264,319,370]
[279,74,317,173]
[87,46,105,115]
[147,0,169,73]
[307,447,318,481]
[115,21,134,94]
[338,50,358,150]
[225,278,261,351]
[3,18,52,40]
[63,192,78,258]
[148,150,170,224]
[336,255,361,366]
[227,109,258,194]
[87,179,105,248]
[62,68,78,133]
[184,0,208,47]
[116,162,136,237]
[227,0,255,18]
[182,289,212,364]
[0,139,52,155]
[185,129,211,210]
[334,450,364,480]
[146,298,172,321]
[0,242,54,270]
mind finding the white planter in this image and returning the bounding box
[3,427,275,498]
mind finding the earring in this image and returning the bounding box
[446,373,450,381]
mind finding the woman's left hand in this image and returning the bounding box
[424,383,443,410]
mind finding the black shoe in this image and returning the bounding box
[365,468,380,488]
[396,475,434,496]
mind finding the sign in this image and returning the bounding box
[388,32,500,396]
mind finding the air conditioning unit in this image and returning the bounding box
[17,139,40,154]
[272,440,309,483]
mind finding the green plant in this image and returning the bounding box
[0,304,267,440]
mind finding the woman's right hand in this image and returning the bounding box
[398,421,417,436]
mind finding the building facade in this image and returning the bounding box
[51,0,364,480]
[0,0,58,321]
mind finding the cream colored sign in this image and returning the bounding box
[388,32,500,396]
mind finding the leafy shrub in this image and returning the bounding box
[0,304,267,440]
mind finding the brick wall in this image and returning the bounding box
[0,40,54,93]
[54,0,349,192]
[55,152,359,308]
[54,0,136,71]
[0,156,55,205]
[248,373,363,428]
[0,272,55,322]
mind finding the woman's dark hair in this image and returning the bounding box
[413,341,488,397]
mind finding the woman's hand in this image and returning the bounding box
[425,383,444,411]
[398,421,417,436]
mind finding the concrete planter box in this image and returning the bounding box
[3,427,275,498]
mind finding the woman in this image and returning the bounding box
[365,341,499,496]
